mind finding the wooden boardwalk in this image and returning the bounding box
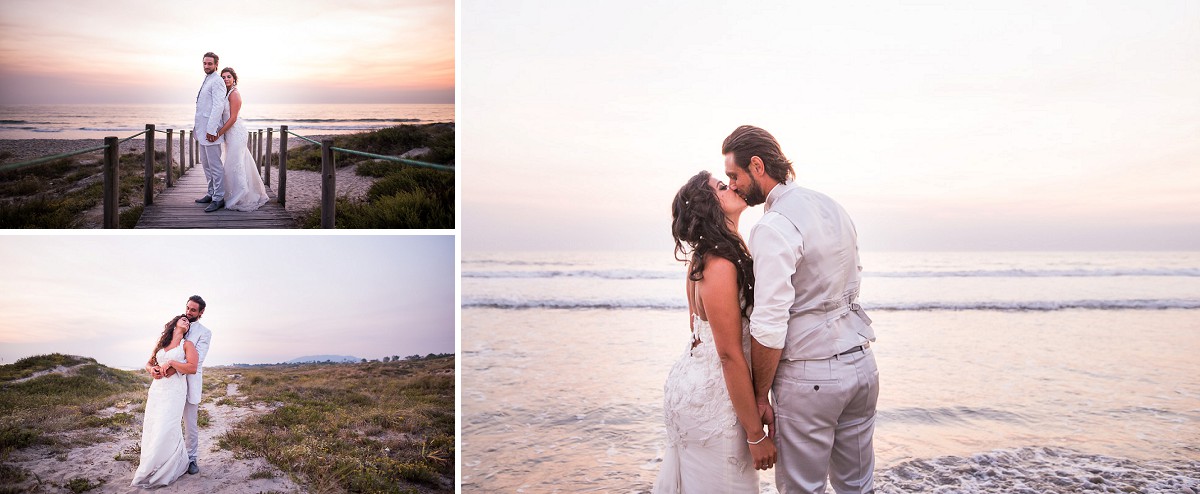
[135,167,296,229]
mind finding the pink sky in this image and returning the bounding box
[0,0,454,104]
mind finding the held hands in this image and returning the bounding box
[748,429,777,470]
[206,133,218,142]
[758,402,776,439]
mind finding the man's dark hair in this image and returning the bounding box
[722,125,795,184]
[189,295,206,311]
[203,52,219,64]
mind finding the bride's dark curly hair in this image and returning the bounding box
[149,314,188,366]
[671,171,754,319]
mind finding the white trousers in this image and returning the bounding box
[773,347,879,494]
[199,142,225,201]
[184,401,199,462]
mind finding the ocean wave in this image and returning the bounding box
[464,269,676,280]
[243,118,422,123]
[462,298,1200,311]
[880,406,1029,425]
[463,267,1200,280]
[876,447,1199,493]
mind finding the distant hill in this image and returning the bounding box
[283,355,361,364]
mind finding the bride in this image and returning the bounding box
[213,67,270,212]
[654,171,776,492]
[131,314,198,487]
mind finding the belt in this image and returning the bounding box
[837,341,870,357]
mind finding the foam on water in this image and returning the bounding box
[875,447,1200,494]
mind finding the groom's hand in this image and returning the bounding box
[161,366,178,378]
[758,402,776,439]
[206,133,217,142]
[146,364,162,379]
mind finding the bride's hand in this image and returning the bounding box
[748,431,776,470]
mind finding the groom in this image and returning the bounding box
[723,125,879,493]
[194,52,227,213]
[180,296,212,474]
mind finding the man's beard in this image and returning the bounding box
[204,68,214,74]
[187,315,198,322]
[741,174,767,206]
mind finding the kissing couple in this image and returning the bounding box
[655,126,880,493]
[193,51,270,213]
[130,295,213,488]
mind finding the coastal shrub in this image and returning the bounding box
[0,425,42,452]
[0,354,93,382]
[63,477,103,493]
[118,205,143,229]
[337,190,453,229]
[213,356,455,492]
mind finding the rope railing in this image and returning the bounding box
[0,144,111,173]
[284,129,322,146]
[329,146,454,171]
[117,129,150,145]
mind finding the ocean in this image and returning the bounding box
[0,103,454,140]
[461,250,1200,493]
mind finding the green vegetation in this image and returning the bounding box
[278,124,454,229]
[0,149,179,228]
[63,477,104,493]
[0,354,147,455]
[216,356,455,493]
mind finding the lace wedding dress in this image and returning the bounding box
[653,314,757,492]
[220,88,270,212]
[130,344,190,487]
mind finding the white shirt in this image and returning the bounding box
[747,182,804,350]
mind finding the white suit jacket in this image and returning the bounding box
[194,72,227,147]
[184,321,212,405]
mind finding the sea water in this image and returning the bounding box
[462,250,1200,492]
[0,103,453,139]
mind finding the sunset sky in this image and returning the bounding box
[461,0,1200,252]
[0,0,453,104]
[0,235,456,369]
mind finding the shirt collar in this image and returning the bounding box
[764,181,798,212]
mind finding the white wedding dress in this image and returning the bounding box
[220,88,270,212]
[654,314,757,492]
[130,344,190,487]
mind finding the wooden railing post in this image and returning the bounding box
[265,127,273,183]
[189,131,195,170]
[278,125,288,206]
[166,129,174,187]
[145,124,156,203]
[257,129,264,168]
[178,131,186,177]
[321,138,335,228]
[103,136,119,229]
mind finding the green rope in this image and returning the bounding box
[330,147,454,172]
[284,130,322,146]
[0,144,110,173]
[117,129,150,144]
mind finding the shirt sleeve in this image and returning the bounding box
[748,217,800,349]
[194,330,211,367]
[206,82,224,136]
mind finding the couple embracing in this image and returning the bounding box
[656,126,880,493]
[193,51,269,213]
[130,296,213,488]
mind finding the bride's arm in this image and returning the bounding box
[701,255,776,468]
[167,340,200,375]
[216,90,243,137]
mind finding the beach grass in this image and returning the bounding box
[214,356,455,493]
[274,123,454,229]
[0,150,178,228]
[0,354,148,456]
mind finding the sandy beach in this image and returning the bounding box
[3,364,301,493]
